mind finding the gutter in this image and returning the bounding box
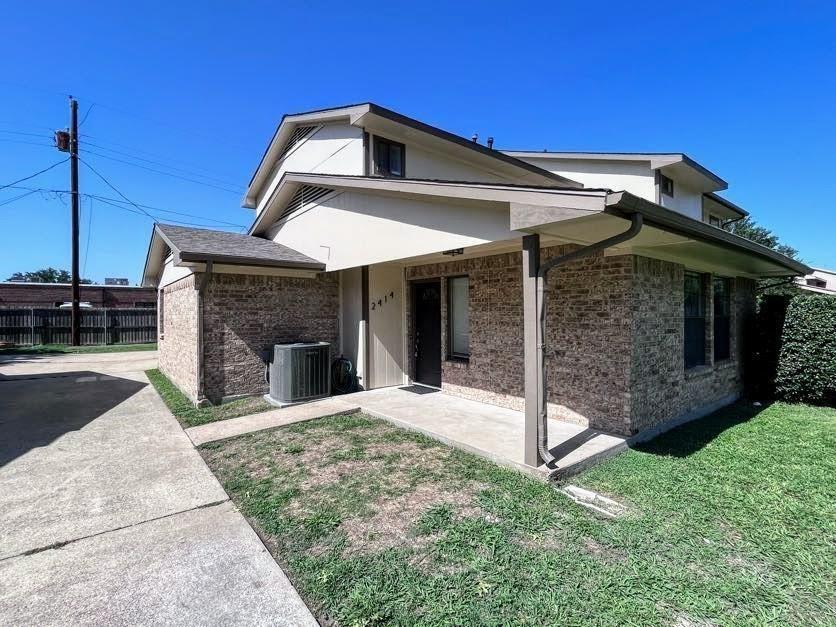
[196,260,213,406]
[605,191,811,276]
[535,213,643,466]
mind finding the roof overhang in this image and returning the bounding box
[512,191,808,277]
[141,224,325,287]
[243,103,581,207]
[503,151,728,193]
[250,173,807,279]
[704,192,749,220]
[249,172,607,236]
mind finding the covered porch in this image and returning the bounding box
[184,384,627,479]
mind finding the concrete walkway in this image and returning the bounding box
[0,351,316,626]
[187,396,361,446]
[188,385,627,479]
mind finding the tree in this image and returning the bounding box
[726,217,799,259]
[7,267,93,284]
[724,217,803,297]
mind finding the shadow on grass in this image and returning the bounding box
[632,401,768,458]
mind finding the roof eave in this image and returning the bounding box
[177,252,324,271]
[606,191,810,276]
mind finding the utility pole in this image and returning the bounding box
[69,97,80,346]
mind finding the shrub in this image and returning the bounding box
[775,296,836,405]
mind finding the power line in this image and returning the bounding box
[85,194,246,227]
[78,103,95,128]
[82,198,93,276]
[0,189,38,207]
[0,129,52,139]
[82,141,243,188]
[1,185,247,228]
[0,138,55,149]
[80,134,244,183]
[83,150,243,194]
[92,195,243,229]
[78,157,157,220]
[0,158,69,191]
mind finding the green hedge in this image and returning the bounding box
[775,296,836,405]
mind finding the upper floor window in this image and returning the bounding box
[807,278,827,288]
[447,276,470,359]
[660,173,675,198]
[373,136,405,177]
[684,271,706,369]
[713,277,731,361]
[708,214,722,227]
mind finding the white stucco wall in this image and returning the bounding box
[268,191,517,271]
[383,138,511,183]
[659,179,704,220]
[514,156,657,201]
[339,267,365,387]
[159,257,193,288]
[256,123,364,214]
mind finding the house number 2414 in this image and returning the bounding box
[370,291,395,311]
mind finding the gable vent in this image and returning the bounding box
[279,185,333,221]
[278,125,318,161]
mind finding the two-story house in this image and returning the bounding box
[143,102,808,469]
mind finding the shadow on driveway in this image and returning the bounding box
[0,371,146,467]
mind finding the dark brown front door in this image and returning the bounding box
[413,281,441,387]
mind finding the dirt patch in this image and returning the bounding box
[514,528,564,551]
[582,537,628,564]
[339,482,484,555]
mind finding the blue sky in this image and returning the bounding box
[1,1,834,283]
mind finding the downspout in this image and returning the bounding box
[196,260,213,406]
[721,215,746,230]
[536,213,643,465]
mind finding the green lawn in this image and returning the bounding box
[0,342,157,355]
[145,368,273,428]
[200,403,836,626]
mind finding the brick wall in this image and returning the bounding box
[405,246,634,433]
[405,248,755,436]
[201,272,339,403]
[629,257,755,432]
[158,275,198,400]
[0,283,157,308]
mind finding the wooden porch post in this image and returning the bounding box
[522,233,541,467]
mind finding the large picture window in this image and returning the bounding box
[447,276,470,358]
[684,272,706,368]
[373,136,405,177]
[713,277,731,361]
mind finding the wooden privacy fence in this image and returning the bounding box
[0,308,157,346]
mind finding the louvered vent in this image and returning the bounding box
[278,185,333,221]
[277,125,317,161]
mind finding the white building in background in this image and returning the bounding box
[796,268,836,295]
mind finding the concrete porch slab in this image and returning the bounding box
[340,386,627,479]
[185,397,361,446]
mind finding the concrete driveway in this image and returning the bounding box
[0,350,316,626]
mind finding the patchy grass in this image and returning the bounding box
[0,342,157,355]
[200,404,836,626]
[145,368,272,428]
